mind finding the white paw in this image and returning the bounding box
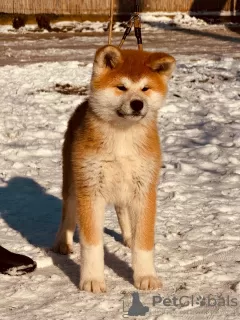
[134,275,162,290]
[80,279,106,293]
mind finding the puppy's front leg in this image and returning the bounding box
[77,192,106,293]
[130,185,162,290]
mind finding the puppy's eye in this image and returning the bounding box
[142,87,149,92]
[117,85,127,91]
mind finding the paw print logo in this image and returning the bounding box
[196,296,206,307]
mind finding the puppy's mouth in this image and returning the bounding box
[116,110,145,119]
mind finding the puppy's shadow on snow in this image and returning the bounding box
[0,177,79,286]
[0,177,132,288]
[0,177,60,247]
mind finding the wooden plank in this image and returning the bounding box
[0,0,237,15]
[0,0,14,13]
[142,0,232,12]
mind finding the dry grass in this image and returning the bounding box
[37,84,89,96]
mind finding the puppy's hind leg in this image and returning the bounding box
[115,206,132,248]
[53,186,76,255]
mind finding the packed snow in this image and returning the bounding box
[0,30,240,319]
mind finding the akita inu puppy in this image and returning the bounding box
[53,45,175,293]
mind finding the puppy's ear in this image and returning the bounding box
[93,45,123,75]
[146,52,176,79]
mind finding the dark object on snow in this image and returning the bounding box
[36,15,52,32]
[0,245,37,275]
[12,16,26,29]
[55,83,89,96]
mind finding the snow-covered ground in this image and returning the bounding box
[0,13,226,34]
[0,22,240,319]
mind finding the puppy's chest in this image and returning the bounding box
[81,139,156,203]
[87,155,153,203]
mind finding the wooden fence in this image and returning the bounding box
[0,0,239,15]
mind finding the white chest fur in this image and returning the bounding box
[80,125,158,206]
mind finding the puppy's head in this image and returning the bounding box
[90,45,175,125]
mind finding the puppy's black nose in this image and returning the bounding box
[130,100,144,112]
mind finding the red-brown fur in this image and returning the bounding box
[54,45,176,292]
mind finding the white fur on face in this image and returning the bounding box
[89,77,165,125]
